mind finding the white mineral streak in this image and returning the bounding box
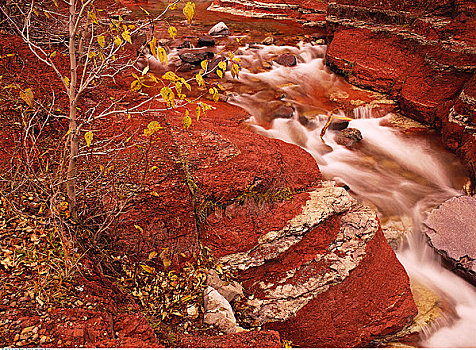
[218,182,379,324]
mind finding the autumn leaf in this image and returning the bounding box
[195,105,201,120]
[183,1,195,24]
[114,36,122,47]
[144,121,163,137]
[84,131,93,146]
[157,47,168,65]
[141,65,150,76]
[217,69,223,78]
[168,26,177,40]
[200,60,207,71]
[134,224,144,234]
[218,61,227,71]
[183,110,192,129]
[139,6,150,16]
[122,30,132,44]
[162,71,179,81]
[231,63,240,78]
[160,87,175,107]
[97,35,105,48]
[150,38,158,60]
[148,251,158,260]
[140,264,156,274]
[88,11,99,25]
[175,82,182,95]
[195,72,205,88]
[19,88,34,107]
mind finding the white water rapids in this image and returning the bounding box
[225,42,476,346]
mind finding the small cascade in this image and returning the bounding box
[227,42,476,346]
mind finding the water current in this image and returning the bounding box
[225,42,476,347]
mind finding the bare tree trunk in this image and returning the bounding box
[66,0,79,222]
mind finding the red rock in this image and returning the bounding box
[325,0,476,181]
[275,53,297,67]
[176,330,282,348]
[212,184,417,347]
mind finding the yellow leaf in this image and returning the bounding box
[99,52,104,61]
[157,47,168,65]
[183,110,192,129]
[217,84,226,91]
[97,35,105,48]
[140,264,156,274]
[195,105,201,120]
[50,51,57,59]
[88,11,99,25]
[150,191,160,197]
[141,65,150,76]
[134,224,144,234]
[218,61,227,71]
[175,81,182,95]
[183,1,195,24]
[162,71,178,81]
[144,121,163,137]
[19,88,34,107]
[114,36,122,47]
[88,51,96,59]
[201,60,207,71]
[130,79,141,92]
[150,38,158,60]
[195,72,205,88]
[160,87,174,107]
[99,164,105,173]
[84,131,93,146]
[170,2,177,10]
[122,30,132,45]
[43,10,50,19]
[53,0,58,6]
[163,257,172,269]
[231,63,240,78]
[148,251,158,260]
[168,26,177,40]
[217,69,223,79]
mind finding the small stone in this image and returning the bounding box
[208,22,230,36]
[197,36,215,47]
[177,40,192,49]
[179,52,214,65]
[334,128,363,147]
[274,54,297,67]
[262,36,274,45]
[39,335,47,344]
[272,105,294,119]
[203,286,239,333]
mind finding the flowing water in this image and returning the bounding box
[225,42,476,346]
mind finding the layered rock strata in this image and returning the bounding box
[325,0,476,185]
[203,182,417,347]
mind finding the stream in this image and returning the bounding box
[226,42,476,347]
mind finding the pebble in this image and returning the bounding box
[208,22,230,36]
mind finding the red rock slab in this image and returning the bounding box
[176,329,282,348]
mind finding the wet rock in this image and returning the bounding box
[197,36,216,47]
[262,36,274,45]
[274,53,297,67]
[272,105,294,119]
[334,127,363,146]
[327,118,349,131]
[208,22,231,36]
[177,40,192,49]
[203,286,242,333]
[423,196,476,285]
[207,270,244,303]
[179,52,214,66]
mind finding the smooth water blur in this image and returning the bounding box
[227,42,476,346]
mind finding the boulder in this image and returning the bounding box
[202,182,417,347]
[208,22,231,36]
[197,36,216,48]
[334,127,363,146]
[207,270,244,303]
[203,286,242,333]
[423,196,476,285]
[177,40,192,49]
[179,51,214,65]
[274,53,297,67]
